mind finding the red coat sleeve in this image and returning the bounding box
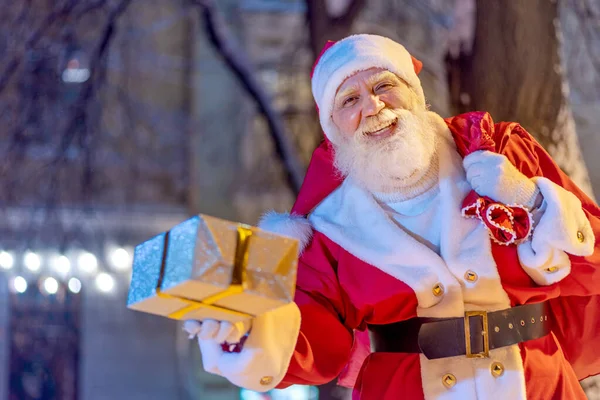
[496,120,600,380]
[494,120,600,295]
[277,231,355,387]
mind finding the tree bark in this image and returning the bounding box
[447,0,594,198]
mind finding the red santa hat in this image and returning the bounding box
[310,34,425,146]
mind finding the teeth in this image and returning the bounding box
[367,120,395,136]
[372,125,390,135]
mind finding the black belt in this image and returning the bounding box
[368,302,551,360]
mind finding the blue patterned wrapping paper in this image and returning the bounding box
[127,232,167,306]
[127,215,234,314]
[161,216,201,291]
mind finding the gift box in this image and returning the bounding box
[127,215,298,323]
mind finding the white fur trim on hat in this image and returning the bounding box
[258,211,313,254]
[311,34,425,145]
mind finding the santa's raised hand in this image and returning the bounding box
[463,150,540,208]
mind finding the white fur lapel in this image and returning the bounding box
[309,175,458,311]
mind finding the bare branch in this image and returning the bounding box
[0,0,78,95]
[190,0,305,195]
[74,0,109,19]
[44,0,133,209]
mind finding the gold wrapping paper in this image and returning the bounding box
[127,215,298,323]
[155,225,255,319]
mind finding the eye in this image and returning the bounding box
[375,82,394,92]
[342,96,358,107]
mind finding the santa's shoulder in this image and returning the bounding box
[444,111,540,156]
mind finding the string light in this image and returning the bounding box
[42,277,59,295]
[24,251,41,272]
[0,251,14,270]
[0,247,131,295]
[53,255,71,275]
[68,277,82,294]
[77,252,98,274]
[110,247,131,271]
[95,273,114,293]
[13,276,27,293]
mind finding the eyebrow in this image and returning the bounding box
[365,71,400,86]
[335,71,402,101]
[336,85,359,101]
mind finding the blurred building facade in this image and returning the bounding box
[0,1,198,399]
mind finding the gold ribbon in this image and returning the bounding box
[156,224,255,320]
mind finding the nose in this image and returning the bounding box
[362,94,385,117]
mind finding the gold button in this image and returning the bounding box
[508,323,514,329]
[531,317,535,324]
[442,373,457,388]
[491,362,504,377]
[260,376,273,386]
[577,231,585,243]
[432,283,445,297]
[494,326,500,333]
[545,266,559,273]
[464,270,478,282]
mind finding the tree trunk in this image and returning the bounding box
[306,0,366,61]
[447,0,594,198]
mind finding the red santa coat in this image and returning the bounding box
[272,112,600,399]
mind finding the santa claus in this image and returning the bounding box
[183,34,600,399]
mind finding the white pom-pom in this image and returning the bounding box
[258,211,313,254]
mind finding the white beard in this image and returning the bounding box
[333,107,437,194]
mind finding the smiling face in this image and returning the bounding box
[331,68,419,139]
[330,68,437,194]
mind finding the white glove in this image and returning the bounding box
[183,319,252,346]
[182,304,301,392]
[463,150,539,208]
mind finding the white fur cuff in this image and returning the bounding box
[532,177,594,256]
[258,211,313,254]
[516,177,594,285]
[517,243,571,285]
[198,302,301,392]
